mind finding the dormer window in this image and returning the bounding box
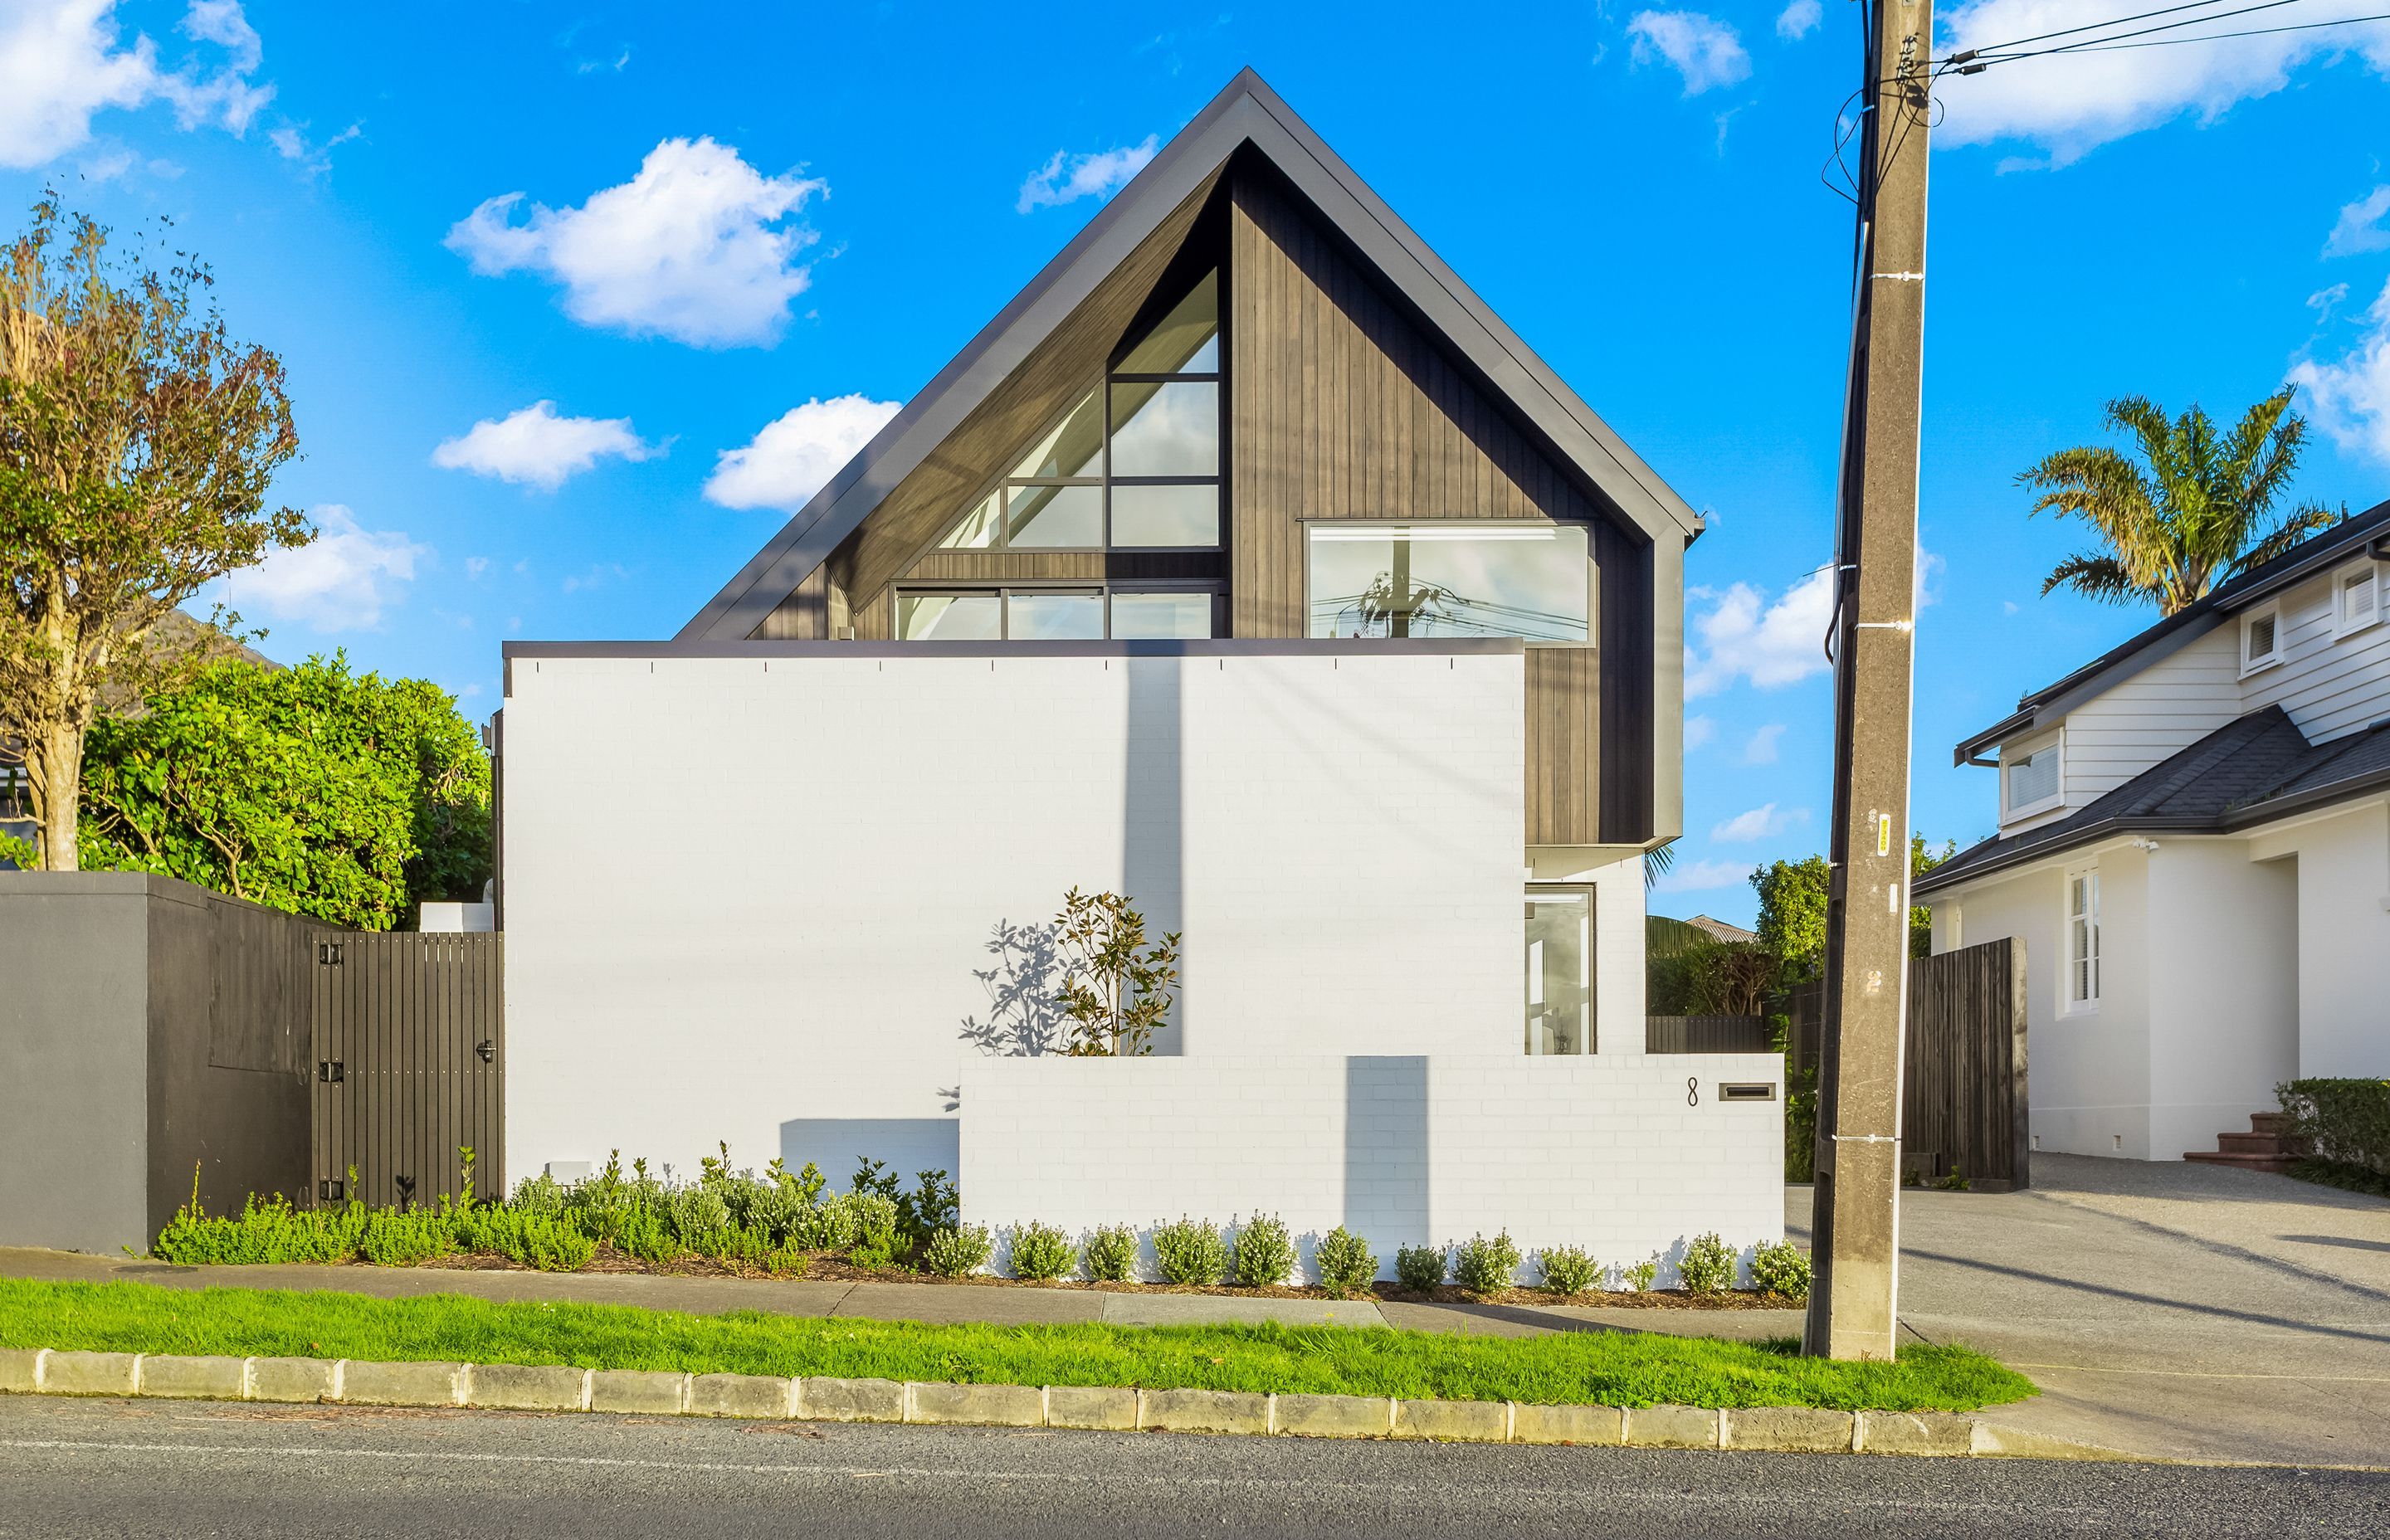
[2334,563,2381,639]
[2001,730,2062,822]
[2240,604,2281,675]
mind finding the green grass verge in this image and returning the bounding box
[0,1278,2032,1412]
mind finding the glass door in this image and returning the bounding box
[1524,887,1594,1054]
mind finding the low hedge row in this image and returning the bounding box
[2279,1078,2390,1178]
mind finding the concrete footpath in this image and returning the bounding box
[1803,1153,2390,1469]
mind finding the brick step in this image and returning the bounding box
[2217,1131,2287,1156]
[2184,1150,2294,1174]
[2249,1111,2296,1138]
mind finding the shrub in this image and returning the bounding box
[1228,1213,1296,1289]
[457,1206,596,1271]
[1007,1221,1076,1283]
[1536,1245,1602,1298]
[1679,1232,1736,1294]
[510,1173,568,1219]
[919,1225,993,1277]
[668,1187,733,1242]
[2280,1078,2390,1177]
[1314,1227,1378,1295]
[790,1195,860,1252]
[1084,1224,1139,1283]
[1784,1065,1818,1183]
[1451,1231,1522,1295]
[1622,1258,1660,1294]
[358,1207,456,1266]
[748,1180,808,1242]
[845,1192,904,1270]
[1152,1217,1228,1286]
[1394,1242,1447,1294]
[154,1188,364,1266]
[1751,1238,1811,1300]
[614,1204,680,1264]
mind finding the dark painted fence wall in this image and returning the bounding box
[0,874,312,1255]
[1644,1015,1773,1053]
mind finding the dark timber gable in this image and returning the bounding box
[694,70,1695,848]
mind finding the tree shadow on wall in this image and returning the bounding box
[959,919,1067,1057]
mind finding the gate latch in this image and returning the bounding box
[318,1060,344,1083]
[317,941,344,966]
[476,1039,495,1065]
[318,1178,345,1202]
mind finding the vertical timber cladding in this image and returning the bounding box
[1226,163,1649,845]
[310,931,504,1208]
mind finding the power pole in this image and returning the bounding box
[1805,0,1933,1362]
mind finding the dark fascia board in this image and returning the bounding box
[505,636,1524,697]
[1914,764,2390,895]
[1949,497,2390,765]
[679,67,1700,644]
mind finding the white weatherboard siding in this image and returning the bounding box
[2245,570,2390,746]
[2246,800,2390,1080]
[501,651,1523,1186]
[2039,627,2239,817]
[962,1054,1784,1282]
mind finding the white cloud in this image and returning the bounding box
[1712,802,1805,842]
[704,394,901,511]
[2326,186,2390,258]
[1017,136,1158,213]
[1685,566,1833,697]
[1938,0,2390,167]
[1743,723,1787,764]
[212,505,424,631]
[432,401,660,490]
[1776,0,1821,41]
[0,1,272,167]
[1685,714,1717,751]
[464,556,490,579]
[1627,11,1753,95]
[448,137,829,348]
[2291,280,2390,468]
[269,117,359,178]
[1653,857,1755,894]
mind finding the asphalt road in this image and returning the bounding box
[2,1398,2384,1540]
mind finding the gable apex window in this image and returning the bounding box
[935,270,1220,554]
[2240,603,2282,675]
[2001,729,2062,822]
[2334,563,2382,639]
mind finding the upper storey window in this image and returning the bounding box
[937,271,1221,553]
[1306,524,1591,642]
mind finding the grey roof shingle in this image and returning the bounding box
[1918,706,2390,894]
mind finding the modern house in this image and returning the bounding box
[1917,500,2390,1163]
[500,71,1783,1275]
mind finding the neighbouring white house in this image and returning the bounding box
[494,72,1784,1279]
[1917,500,2390,1164]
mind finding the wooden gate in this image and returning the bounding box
[1781,937,2030,1190]
[310,931,503,1208]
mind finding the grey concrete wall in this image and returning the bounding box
[0,876,153,1254]
[0,874,310,1255]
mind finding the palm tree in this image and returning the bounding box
[2019,387,2342,616]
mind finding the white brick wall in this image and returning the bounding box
[501,649,1524,1185]
[961,1053,1784,1283]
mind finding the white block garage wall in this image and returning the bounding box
[962,1054,1785,1283]
[501,648,1523,1186]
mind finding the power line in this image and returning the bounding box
[1950,0,2240,55]
[2012,7,2390,53]
[1974,0,2306,59]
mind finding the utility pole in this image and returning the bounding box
[1805,0,1933,1362]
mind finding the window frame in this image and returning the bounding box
[893,582,1225,641]
[1298,517,1598,648]
[1999,728,2064,824]
[933,269,1225,557]
[2332,562,2383,640]
[1523,881,1597,1056]
[2062,863,2101,1015]
[2240,602,2283,676]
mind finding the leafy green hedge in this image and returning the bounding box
[2279,1078,2390,1177]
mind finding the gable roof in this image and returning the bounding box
[680,68,1701,642]
[1918,704,2390,894]
[1952,496,2390,765]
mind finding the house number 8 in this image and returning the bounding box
[1686,1077,1700,1107]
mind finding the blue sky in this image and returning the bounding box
[7,1,2388,925]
